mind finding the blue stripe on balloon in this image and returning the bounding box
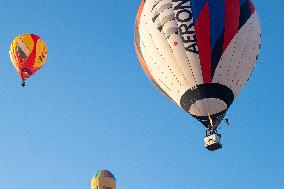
[190,0,207,23]
[239,0,247,5]
[239,0,252,29]
[208,0,225,49]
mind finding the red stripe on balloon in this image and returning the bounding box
[194,1,211,83]
[25,34,40,71]
[20,34,40,80]
[249,0,255,13]
[223,0,240,51]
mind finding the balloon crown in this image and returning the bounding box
[93,170,116,181]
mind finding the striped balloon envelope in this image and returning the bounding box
[91,170,116,189]
[9,34,47,87]
[134,0,261,128]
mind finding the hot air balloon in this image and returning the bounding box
[134,0,261,151]
[91,170,116,189]
[9,34,48,87]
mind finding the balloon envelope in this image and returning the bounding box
[91,170,116,189]
[135,0,261,128]
[9,33,47,82]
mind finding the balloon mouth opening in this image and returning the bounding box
[188,98,228,117]
[180,83,234,128]
[180,83,234,111]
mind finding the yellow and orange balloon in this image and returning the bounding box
[9,34,47,86]
[91,170,116,189]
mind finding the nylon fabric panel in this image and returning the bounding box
[225,13,260,96]
[239,0,252,29]
[155,9,199,90]
[153,0,201,88]
[212,18,251,90]
[171,0,203,85]
[139,6,184,103]
[91,177,116,189]
[139,37,179,101]
[190,0,207,22]
[22,34,39,70]
[10,36,26,75]
[239,0,247,5]
[10,35,26,72]
[11,34,39,77]
[150,0,195,91]
[230,13,260,96]
[142,6,185,94]
[134,31,154,82]
[34,38,48,68]
[211,33,224,81]
[138,25,176,93]
[17,40,31,57]
[208,0,225,49]
[194,1,211,83]
[10,51,20,72]
[212,13,261,97]
[223,0,240,51]
[10,46,20,72]
[249,0,255,13]
[208,0,225,81]
[20,35,34,53]
[138,0,202,103]
[226,15,256,92]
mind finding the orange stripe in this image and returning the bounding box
[134,41,155,82]
[136,0,145,30]
[134,1,177,104]
[134,41,176,103]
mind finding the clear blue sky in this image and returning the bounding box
[0,0,283,189]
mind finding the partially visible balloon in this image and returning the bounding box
[9,34,47,87]
[134,0,261,129]
[91,170,116,189]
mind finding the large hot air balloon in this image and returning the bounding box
[9,34,48,87]
[134,0,261,151]
[91,170,116,189]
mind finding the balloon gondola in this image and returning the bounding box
[134,0,261,151]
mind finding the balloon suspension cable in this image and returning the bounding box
[21,79,26,87]
[208,113,214,130]
[206,113,219,136]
